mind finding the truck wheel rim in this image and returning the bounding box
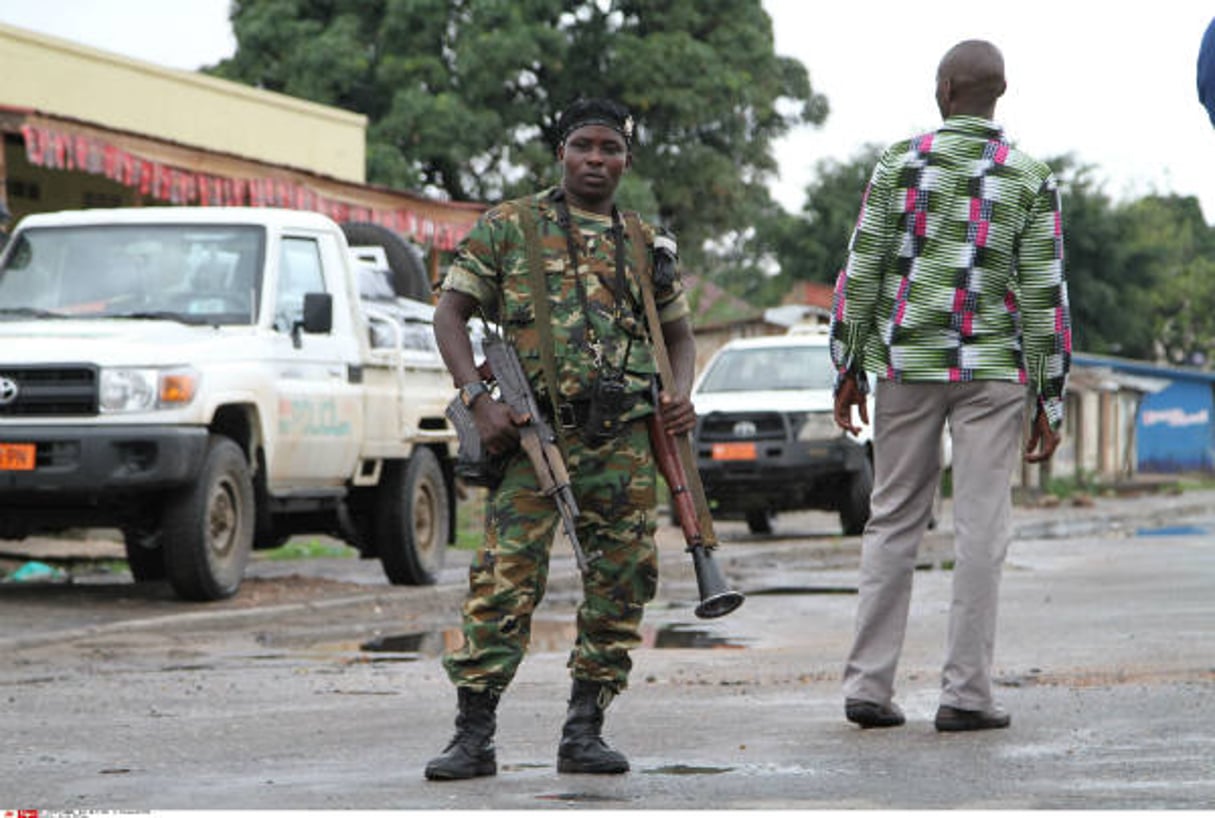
[208,479,239,558]
[413,480,437,555]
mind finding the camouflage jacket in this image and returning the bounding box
[442,187,689,422]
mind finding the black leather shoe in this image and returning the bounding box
[845,698,906,728]
[934,704,1011,732]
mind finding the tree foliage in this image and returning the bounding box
[205,0,828,265]
[1048,157,1151,358]
[759,145,881,289]
[206,1,1215,364]
[1051,158,1215,364]
[1122,194,1215,366]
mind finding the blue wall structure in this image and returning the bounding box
[1073,354,1215,474]
[1139,380,1213,472]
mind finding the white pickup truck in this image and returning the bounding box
[0,207,460,601]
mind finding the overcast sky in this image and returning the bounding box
[4,0,1215,219]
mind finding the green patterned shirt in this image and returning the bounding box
[829,116,1072,428]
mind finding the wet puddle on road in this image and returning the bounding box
[644,764,734,775]
[745,585,857,595]
[534,792,633,803]
[355,621,751,660]
[650,623,749,650]
[532,765,733,804]
[1134,524,1210,537]
[360,631,446,657]
[1020,518,1212,541]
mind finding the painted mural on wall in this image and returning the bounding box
[1138,381,1214,473]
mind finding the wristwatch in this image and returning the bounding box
[459,380,490,409]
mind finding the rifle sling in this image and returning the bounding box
[516,205,566,453]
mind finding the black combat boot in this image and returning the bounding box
[424,687,500,781]
[556,678,629,774]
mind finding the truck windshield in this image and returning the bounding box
[0,224,265,325]
[698,345,835,393]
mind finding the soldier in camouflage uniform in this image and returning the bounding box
[427,98,697,780]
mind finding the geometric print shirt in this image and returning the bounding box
[828,116,1072,429]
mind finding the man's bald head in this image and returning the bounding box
[935,40,1007,119]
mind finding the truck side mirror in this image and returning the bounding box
[292,292,333,348]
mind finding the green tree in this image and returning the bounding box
[205,0,828,267]
[671,145,880,314]
[1049,158,1174,359]
[760,145,880,291]
[1122,194,1215,365]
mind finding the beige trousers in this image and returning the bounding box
[842,380,1027,711]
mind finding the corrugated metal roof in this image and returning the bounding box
[1073,353,1215,385]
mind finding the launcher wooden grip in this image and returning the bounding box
[647,412,706,548]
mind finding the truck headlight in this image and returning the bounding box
[791,411,839,442]
[100,367,199,413]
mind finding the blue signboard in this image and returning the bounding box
[1138,381,1214,472]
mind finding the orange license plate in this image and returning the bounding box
[711,441,757,461]
[0,443,36,471]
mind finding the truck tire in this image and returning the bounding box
[375,447,449,586]
[839,457,874,537]
[745,510,774,535]
[122,530,167,582]
[341,221,431,301]
[162,436,255,601]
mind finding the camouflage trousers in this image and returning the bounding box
[442,417,659,694]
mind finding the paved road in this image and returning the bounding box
[2,488,1213,809]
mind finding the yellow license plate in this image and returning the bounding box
[0,443,36,471]
[712,441,757,461]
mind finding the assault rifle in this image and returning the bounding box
[480,331,593,572]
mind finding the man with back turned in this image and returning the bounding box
[829,40,1071,732]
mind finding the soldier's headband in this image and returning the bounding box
[560,115,634,147]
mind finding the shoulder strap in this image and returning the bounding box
[627,212,719,547]
[516,204,564,428]
[624,212,662,352]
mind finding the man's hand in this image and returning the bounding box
[658,391,696,436]
[473,398,527,457]
[833,374,869,436]
[1024,407,1060,463]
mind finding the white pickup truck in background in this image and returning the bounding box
[691,326,875,536]
[0,207,460,601]
[692,324,952,537]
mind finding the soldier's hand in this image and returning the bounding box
[474,399,524,456]
[659,391,696,436]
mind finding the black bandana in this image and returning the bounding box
[557,98,634,148]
